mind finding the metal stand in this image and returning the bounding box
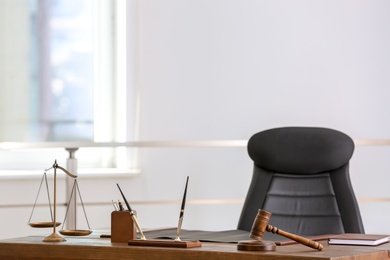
[65,148,78,230]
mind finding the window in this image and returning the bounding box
[0,0,131,172]
[34,0,95,141]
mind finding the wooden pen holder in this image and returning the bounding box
[111,210,136,243]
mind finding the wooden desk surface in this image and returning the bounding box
[0,233,389,260]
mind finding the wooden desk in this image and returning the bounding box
[0,234,389,260]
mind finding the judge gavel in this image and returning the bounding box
[238,209,324,251]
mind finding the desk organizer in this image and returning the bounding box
[111,211,136,243]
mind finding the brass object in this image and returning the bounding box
[59,177,92,237]
[29,222,61,228]
[28,160,91,242]
[43,232,66,242]
[59,230,92,236]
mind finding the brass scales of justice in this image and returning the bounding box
[28,160,92,242]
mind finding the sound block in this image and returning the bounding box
[237,240,276,251]
[128,239,202,248]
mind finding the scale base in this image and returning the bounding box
[128,239,202,248]
[43,232,66,242]
[237,240,276,251]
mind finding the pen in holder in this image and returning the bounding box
[116,184,147,240]
[117,179,201,248]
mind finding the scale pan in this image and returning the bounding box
[29,222,61,228]
[59,229,92,236]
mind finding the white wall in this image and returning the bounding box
[1,0,390,239]
[136,0,390,139]
[133,0,390,233]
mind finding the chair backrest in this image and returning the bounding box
[237,127,365,236]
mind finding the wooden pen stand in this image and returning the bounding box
[128,239,202,248]
[111,211,136,243]
[111,210,201,248]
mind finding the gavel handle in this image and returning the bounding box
[266,225,323,251]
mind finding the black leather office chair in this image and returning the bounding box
[237,127,365,236]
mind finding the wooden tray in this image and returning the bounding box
[128,239,202,248]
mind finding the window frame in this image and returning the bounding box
[0,0,137,176]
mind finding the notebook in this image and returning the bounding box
[328,233,389,246]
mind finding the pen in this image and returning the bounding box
[118,200,124,211]
[175,176,189,241]
[112,200,119,211]
[116,183,146,240]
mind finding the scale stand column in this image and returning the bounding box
[65,148,78,230]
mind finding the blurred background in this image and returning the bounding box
[1,0,389,239]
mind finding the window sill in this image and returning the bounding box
[0,168,141,180]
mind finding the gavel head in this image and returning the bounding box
[250,209,272,241]
[237,209,276,251]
